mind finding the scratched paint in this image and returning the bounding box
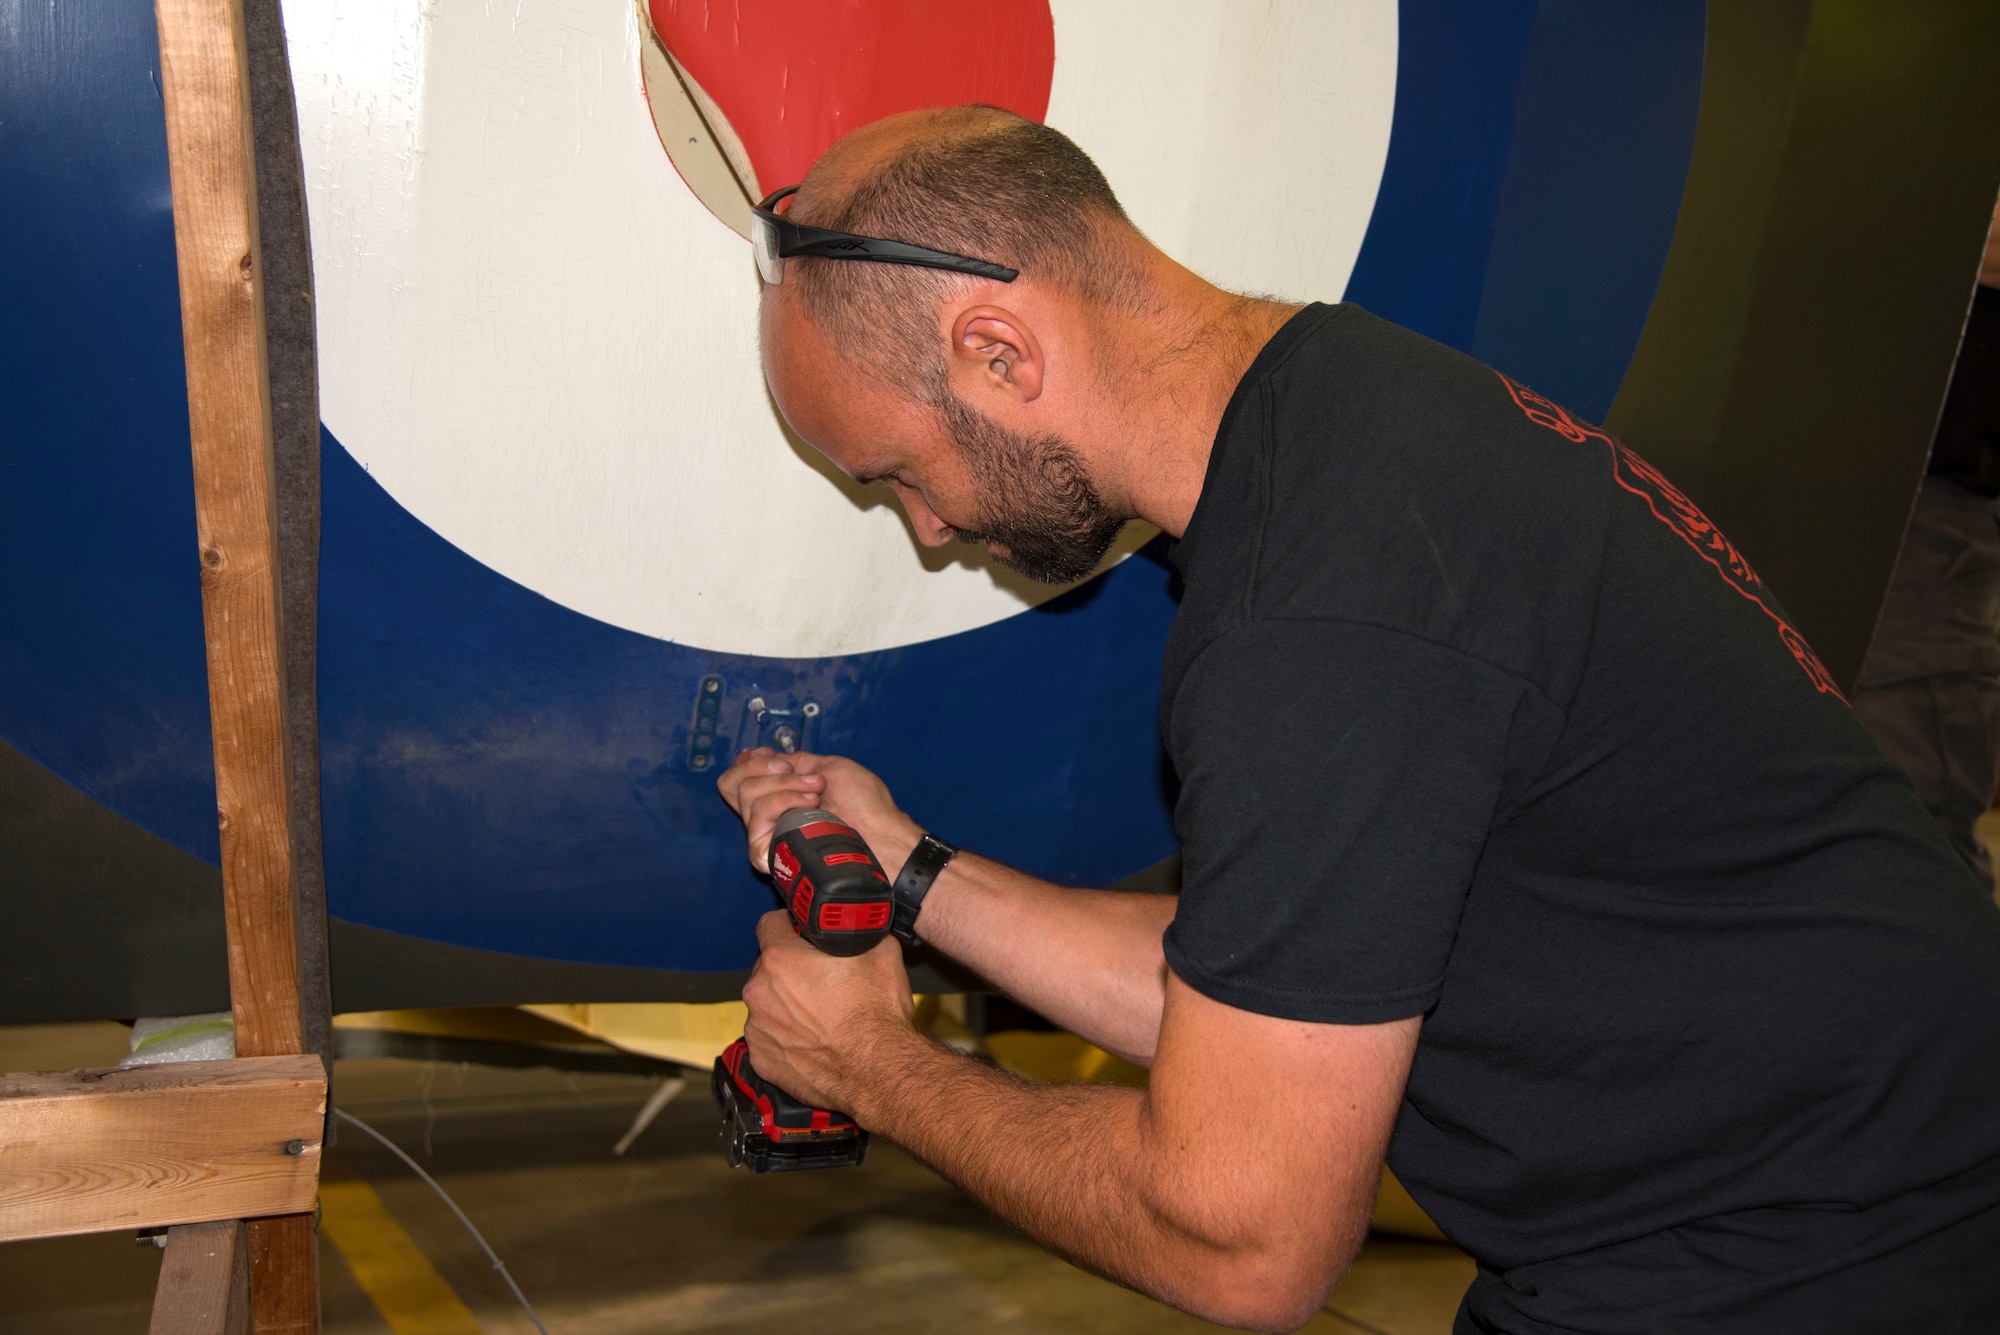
[282,0,1396,661]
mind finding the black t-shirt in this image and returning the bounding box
[1161,304,2000,1333]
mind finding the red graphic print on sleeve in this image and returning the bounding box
[1495,373,1843,699]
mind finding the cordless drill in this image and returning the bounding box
[712,808,892,1173]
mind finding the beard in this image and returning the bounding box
[934,392,1127,585]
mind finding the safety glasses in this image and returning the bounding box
[751,185,1018,286]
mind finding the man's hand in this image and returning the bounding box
[716,748,920,872]
[740,910,916,1111]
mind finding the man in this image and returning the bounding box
[717,107,2000,1333]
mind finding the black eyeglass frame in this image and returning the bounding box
[751,185,1018,285]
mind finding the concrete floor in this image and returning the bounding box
[0,1021,1474,1334]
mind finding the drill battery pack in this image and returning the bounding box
[712,1037,869,1173]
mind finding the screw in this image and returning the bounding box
[283,1139,306,1156]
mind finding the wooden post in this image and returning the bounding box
[153,0,300,1066]
[153,0,320,1326]
[151,1220,252,1335]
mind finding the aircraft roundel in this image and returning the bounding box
[0,0,1705,973]
[282,0,1396,659]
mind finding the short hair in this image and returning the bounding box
[787,107,1135,402]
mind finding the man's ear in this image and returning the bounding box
[949,306,1044,404]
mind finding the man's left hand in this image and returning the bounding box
[741,909,917,1112]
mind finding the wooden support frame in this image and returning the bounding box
[0,0,329,1316]
[2,0,325,1324]
[151,0,328,1327]
[0,2,330,1320]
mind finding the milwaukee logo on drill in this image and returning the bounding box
[771,843,801,890]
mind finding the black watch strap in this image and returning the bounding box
[890,834,958,945]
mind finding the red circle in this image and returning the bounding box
[649,0,1056,193]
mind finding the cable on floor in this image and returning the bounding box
[333,1107,553,1335]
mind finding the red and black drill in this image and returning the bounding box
[712,808,892,1173]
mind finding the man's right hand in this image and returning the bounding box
[719,744,1177,1068]
[716,748,922,874]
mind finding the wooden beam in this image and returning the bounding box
[154,0,301,1065]
[245,1213,320,1335]
[154,0,322,1324]
[0,1057,324,1243]
[152,1219,252,1335]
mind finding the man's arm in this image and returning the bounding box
[742,911,1419,1333]
[719,748,1175,1064]
[891,850,1175,1065]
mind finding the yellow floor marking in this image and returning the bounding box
[320,1177,485,1334]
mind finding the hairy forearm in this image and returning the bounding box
[855,1029,1320,1330]
[910,853,1176,1065]
[733,754,1175,1063]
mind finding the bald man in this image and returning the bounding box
[717,108,2000,1334]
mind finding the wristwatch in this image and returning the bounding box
[889,833,958,946]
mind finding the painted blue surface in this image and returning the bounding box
[1347,0,1705,423]
[318,436,1181,965]
[1469,0,1707,423]
[0,0,1704,972]
[1345,0,1541,351]
[0,0,219,862]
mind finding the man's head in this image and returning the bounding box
[759,106,1143,583]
